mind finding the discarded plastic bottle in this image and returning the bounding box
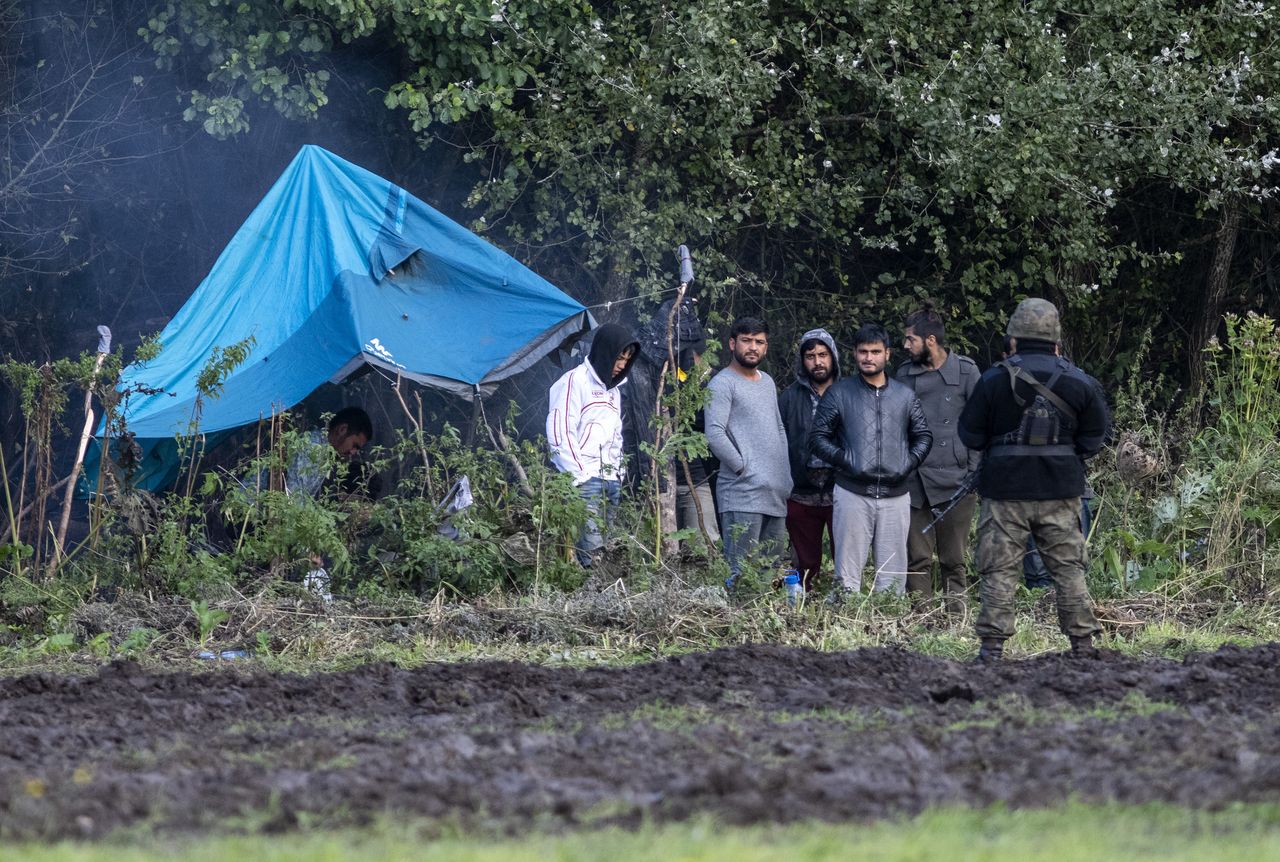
[784,570,802,607]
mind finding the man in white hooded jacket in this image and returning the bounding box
[547,323,640,567]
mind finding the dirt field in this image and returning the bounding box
[2,643,1279,840]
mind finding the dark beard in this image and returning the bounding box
[805,367,831,383]
[733,348,761,369]
[909,346,930,365]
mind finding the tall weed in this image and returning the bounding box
[1092,312,1280,598]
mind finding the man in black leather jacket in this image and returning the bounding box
[811,324,932,597]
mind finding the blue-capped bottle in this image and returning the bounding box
[783,569,802,607]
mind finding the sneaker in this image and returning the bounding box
[824,585,849,606]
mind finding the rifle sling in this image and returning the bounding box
[997,361,1078,423]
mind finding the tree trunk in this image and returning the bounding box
[1190,198,1243,401]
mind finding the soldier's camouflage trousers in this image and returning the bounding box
[975,497,1101,640]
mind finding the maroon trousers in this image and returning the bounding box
[786,497,834,590]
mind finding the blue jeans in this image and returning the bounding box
[576,477,621,567]
[720,510,788,582]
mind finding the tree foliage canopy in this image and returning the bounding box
[141,0,1280,383]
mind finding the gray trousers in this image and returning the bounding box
[676,481,720,542]
[832,485,911,594]
[907,494,977,603]
[720,510,787,580]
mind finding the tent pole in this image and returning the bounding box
[466,386,482,447]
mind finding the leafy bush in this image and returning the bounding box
[1090,312,1280,598]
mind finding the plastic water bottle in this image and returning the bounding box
[784,569,802,606]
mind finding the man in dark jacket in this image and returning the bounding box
[958,298,1108,660]
[778,328,841,590]
[1004,334,1112,588]
[621,295,708,496]
[896,308,981,613]
[811,324,932,596]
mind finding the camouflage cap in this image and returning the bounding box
[1006,298,1061,342]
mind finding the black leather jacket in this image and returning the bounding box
[779,379,827,496]
[810,376,933,498]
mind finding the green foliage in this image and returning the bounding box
[192,338,256,405]
[1201,312,1280,455]
[10,804,1280,861]
[1090,311,1280,597]
[119,626,160,656]
[355,421,589,595]
[145,0,1280,383]
[191,599,229,646]
[37,631,75,654]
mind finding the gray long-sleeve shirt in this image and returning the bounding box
[705,368,791,517]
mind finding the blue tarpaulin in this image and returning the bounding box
[86,145,591,491]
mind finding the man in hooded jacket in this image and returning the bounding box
[547,323,641,567]
[778,328,841,591]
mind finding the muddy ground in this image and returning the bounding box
[2,643,1280,840]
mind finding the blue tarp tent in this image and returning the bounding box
[86,145,592,491]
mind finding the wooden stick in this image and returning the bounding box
[3,475,75,545]
[55,326,111,561]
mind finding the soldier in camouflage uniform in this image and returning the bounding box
[957,299,1108,660]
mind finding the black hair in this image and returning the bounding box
[799,337,832,356]
[1001,334,1015,356]
[905,307,945,346]
[329,406,373,439]
[853,323,891,349]
[729,316,769,339]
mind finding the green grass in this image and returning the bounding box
[2,587,1279,678]
[946,690,1179,732]
[772,705,912,731]
[598,700,720,732]
[8,804,1280,861]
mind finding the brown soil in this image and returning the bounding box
[2,643,1279,839]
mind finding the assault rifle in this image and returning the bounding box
[921,465,981,535]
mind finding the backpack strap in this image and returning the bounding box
[996,361,1078,423]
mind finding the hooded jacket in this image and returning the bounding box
[547,323,640,485]
[777,328,841,497]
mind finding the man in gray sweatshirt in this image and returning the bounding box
[705,316,793,588]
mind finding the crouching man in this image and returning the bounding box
[547,323,640,567]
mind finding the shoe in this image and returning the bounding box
[724,575,738,596]
[1069,635,1099,658]
[976,637,1005,662]
[824,585,849,606]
